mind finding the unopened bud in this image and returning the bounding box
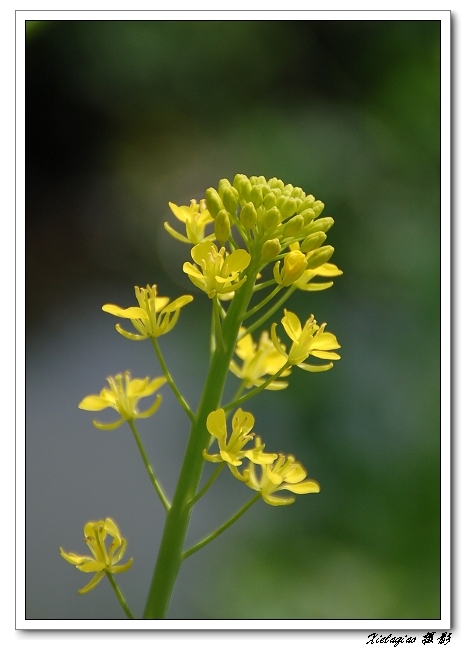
[306,245,334,270]
[214,210,231,244]
[301,231,327,253]
[205,187,224,218]
[218,178,232,199]
[297,197,316,213]
[249,185,263,208]
[222,187,239,214]
[278,197,297,219]
[261,238,281,261]
[283,215,304,238]
[263,207,281,231]
[240,202,257,229]
[305,217,334,235]
[312,200,325,218]
[263,192,277,210]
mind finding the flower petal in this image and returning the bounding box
[78,396,110,411]
[102,305,147,319]
[78,571,105,594]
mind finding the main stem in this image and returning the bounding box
[142,263,260,619]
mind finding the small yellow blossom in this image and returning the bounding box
[273,250,308,286]
[230,330,291,390]
[183,242,251,299]
[60,518,133,594]
[102,285,193,341]
[203,408,277,478]
[79,371,166,430]
[293,262,343,291]
[164,199,215,245]
[239,439,320,506]
[271,309,341,372]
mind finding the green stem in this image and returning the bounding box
[223,362,290,413]
[182,493,261,560]
[239,285,296,340]
[242,285,282,321]
[187,463,225,508]
[151,338,195,422]
[142,261,262,619]
[213,298,225,350]
[106,573,135,619]
[128,420,171,512]
[253,278,277,292]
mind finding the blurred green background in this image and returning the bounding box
[25,19,440,620]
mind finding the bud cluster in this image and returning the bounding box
[203,174,335,268]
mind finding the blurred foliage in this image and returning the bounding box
[26,20,440,619]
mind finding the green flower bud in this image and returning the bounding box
[240,202,257,229]
[297,197,316,213]
[300,208,316,225]
[283,215,304,238]
[283,183,294,195]
[263,206,282,231]
[205,188,224,218]
[312,200,325,218]
[249,175,259,185]
[261,238,281,261]
[215,210,231,244]
[301,231,327,253]
[278,197,297,220]
[233,173,247,193]
[218,178,232,199]
[222,186,239,214]
[257,175,267,185]
[291,186,305,199]
[249,185,263,208]
[306,245,334,270]
[305,217,334,235]
[268,177,284,191]
[263,192,277,210]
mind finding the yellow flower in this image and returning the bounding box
[293,262,343,292]
[79,371,166,430]
[203,408,276,478]
[273,250,308,286]
[183,242,251,299]
[230,330,291,390]
[164,199,215,245]
[239,440,320,506]
[60,518,133,594]
[102,285,193,341]
[271,309,341,372]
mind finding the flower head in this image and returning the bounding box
[102,285,193,341]
[60,518,133,594]
[79,371,166,430]
[183,242,251,299]
[230,330,291,390]
[203,408,276,478]
[164,199,215,245]
[271,309,341,372]
[239,440,320,506]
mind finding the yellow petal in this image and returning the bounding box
[206,409,227,443]
[279,479,320,494]
[281,310,302,342]
[161,295,194,313]
[78,395,110,411]
[168,202,190,223]
[78,571,105,594]
[224,248,251,274]
[164,221,191,244]
[102,305,147,319]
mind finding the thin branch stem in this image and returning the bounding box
[239,286,297,340]
[106,573,135,620]
[128,420,171,512]
[213,298,225,350]
[222,362,290,413]
[242,285,282,321]
[182,493,261,560]
[151,338,195,422]
[186,463,225,509]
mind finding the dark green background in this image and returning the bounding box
[26,20,440,619]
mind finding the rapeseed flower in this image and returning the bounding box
[271,309,341,372]
[60,518,133,594]
[164,199,215,245]
[239,439,320,506]
[230,330,291,390]
[79,371,166,430]
[183,242,251,299]
[203,408,276,478]
[102,285,193,341]
[273,250,308,286]
[293,262,343,291]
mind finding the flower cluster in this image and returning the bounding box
[230,330,291,390]
[203,409,320,506]
[60,518,133,594]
